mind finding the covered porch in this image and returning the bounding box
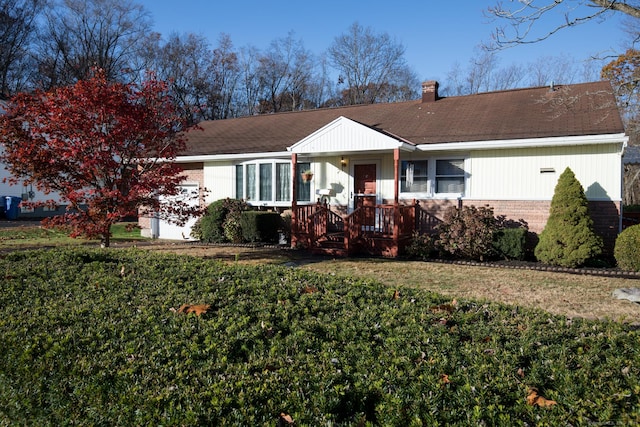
[292,199,419,257]
[288,116,421,257]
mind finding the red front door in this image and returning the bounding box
[354,164,376,227]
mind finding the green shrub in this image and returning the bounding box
[192,198,250,243]
[535,167,603,267]
[405,231,436,260]
[436,205,498,261]
[493,227,527,260]
[191,199,227,242]
[615,224,640,271]
[240,211,280,243]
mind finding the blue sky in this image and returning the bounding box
[138,0,628,84]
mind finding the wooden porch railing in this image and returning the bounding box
[293,201,419,256]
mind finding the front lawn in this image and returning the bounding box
[0,222,145,249]
[0,248,638,425]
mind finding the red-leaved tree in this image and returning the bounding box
[0,70,203,246]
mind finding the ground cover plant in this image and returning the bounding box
[1,248,639,425]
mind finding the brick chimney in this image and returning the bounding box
[421,80,439,102]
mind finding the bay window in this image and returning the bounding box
[235,160,310,205]
[259,163,272,201]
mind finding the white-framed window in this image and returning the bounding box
[399,158,466,197]
[235,160,312,205]
[435,159,465,194]
[401,160,429,193]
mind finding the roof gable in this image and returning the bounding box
[289,116,414,154]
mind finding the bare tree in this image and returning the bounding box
[236,45,261,116]
[486,1,640,50]
[35,0,152,88]
[327,22,415,105]
[256,32,316,113]
[526,55,600,87]
[150,32,213,124]
[0,0,43,95]
[208,33,240,119]
[441,51,522,96]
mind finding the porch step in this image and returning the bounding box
[312,238,347,257]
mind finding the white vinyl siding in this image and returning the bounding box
[468,144,622,201]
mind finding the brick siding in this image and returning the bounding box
[415,199,620,255]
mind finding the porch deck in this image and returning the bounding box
[292,201,421,257]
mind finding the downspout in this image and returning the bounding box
[620,138,628,233]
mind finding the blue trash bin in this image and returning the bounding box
[4,196,21,220]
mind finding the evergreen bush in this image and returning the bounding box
[534,167,603,267]
[493,227,527,260]
[614,224,640,271]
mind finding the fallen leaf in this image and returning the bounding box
[517,367,525,378]
[301,285,317,294]
[175,304,211,316]
[440,374,451,385]
[392,289,400,300]
[120,265,125,277]
[430,299,458,313]
[526,387,557,407]
[278,412,294,425]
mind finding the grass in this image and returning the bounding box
[0,222,145,249]
[1,247,639,425]
[143,245,640,324]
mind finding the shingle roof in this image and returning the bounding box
[182,81,625,157]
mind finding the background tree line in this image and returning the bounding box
[3,0,640,202]
[0,0,625,123]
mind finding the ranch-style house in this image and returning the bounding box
[139,80,628,257]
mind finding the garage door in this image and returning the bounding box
[157,183,200,240]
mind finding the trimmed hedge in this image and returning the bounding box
[493,227,527,260]
[191,199,250,243]
[240,211,281,243]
